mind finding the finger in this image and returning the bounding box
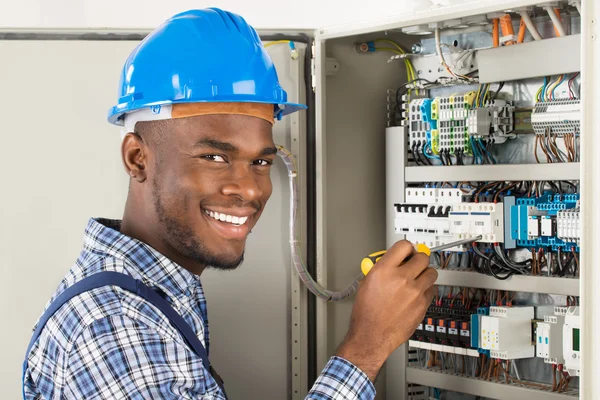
[375,240,415,271]
[424,285,436,303]
[399,253,431,279]
[416,267,438,291]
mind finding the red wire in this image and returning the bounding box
[568,72,580,99]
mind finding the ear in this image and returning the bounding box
[121,132,148,183]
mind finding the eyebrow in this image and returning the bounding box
[195,139,239,153]
[260,146,278,156]
[194,139,277,157]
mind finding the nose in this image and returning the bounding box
[221,164,265,201]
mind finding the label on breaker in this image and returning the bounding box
[436,326,447,334]
[460,330,470,337]
[416,324,423,331]
[449,328,458,335]
[425,325,435,332]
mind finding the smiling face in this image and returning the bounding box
[121,113,276,273]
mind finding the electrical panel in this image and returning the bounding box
[381,1,584,398]
[323,0,588,398]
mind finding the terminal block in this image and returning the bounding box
[408,99,432,148]
[431,95,471,155]
[531,99,580,136]
[466,100,515,144]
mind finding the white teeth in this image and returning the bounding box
[204,209,250,226]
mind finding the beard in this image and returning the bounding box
[152,176,244,271]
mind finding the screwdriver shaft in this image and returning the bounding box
[429,235,483,252]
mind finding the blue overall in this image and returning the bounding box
[23,271,227,399]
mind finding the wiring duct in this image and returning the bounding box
[278,146,360,301]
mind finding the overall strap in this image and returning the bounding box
[23,271,226,397]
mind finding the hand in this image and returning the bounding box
[336,240,437,381]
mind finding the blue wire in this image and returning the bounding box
[541,76,548,101]
[470,137,481,164]
[478,137,496,164]
[469,137,477,164]
[424,143,440,160]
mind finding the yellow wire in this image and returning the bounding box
[484,84,491,104]
[372,39,416,83]
[264,40,290,48]
[374,39,405,53]
[374,47,419,95]
[536,86,543,102]
[474,85,482,107]
[547,75,563,100]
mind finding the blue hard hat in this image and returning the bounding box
[107,8,306,125]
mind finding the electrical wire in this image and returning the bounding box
[568,72,580,99]
[373,39,419,95]
[434,27,472,81]
[278,146,359,301]
[395,78,436,118]
[264,40,291,47]
[520,11,543,40]
[545,6,566,37]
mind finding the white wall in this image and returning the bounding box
[0,39,302,399]
[0,0,476,30]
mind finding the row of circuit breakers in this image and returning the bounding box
[394,188,580,251]
[409,305,581,377]
[405,94,580,153]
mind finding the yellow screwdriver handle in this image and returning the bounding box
[360,250,386,276]
[414,243,431,256]
[361,244,431,275]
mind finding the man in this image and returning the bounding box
[23,8,436,399]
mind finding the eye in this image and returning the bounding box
[253,159,273,167]
[201,155,226,163]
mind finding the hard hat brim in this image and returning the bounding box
[108,99,307,126]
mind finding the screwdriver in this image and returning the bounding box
[361,235,483,276]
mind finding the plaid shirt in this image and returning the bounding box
[24,218,375,399]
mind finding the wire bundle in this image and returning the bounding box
[434,28,473,82]
[370,39,419,95]
[535,128,579,164]
[537,73,579,102]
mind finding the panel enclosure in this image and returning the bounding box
[314,0,595,398]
